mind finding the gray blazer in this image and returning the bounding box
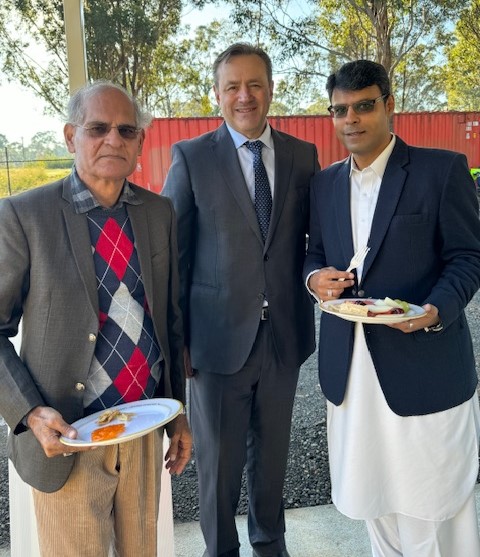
[0,176,185,492]
[163,123,320,374]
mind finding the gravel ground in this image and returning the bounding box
[171,292,480,522]
[0,293,478,546]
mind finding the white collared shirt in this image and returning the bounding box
[226,122,275,202]
[349,134,396,280]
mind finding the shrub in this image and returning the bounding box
[0,165,70,197]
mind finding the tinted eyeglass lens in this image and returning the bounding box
[328,94,387,118]
[82,124,139,139]
[117,126,140,139]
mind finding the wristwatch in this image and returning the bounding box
[424,321,444,333]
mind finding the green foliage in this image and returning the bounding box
[194,0,465,112]
[0,0,476,118]
[444,0,480,110]
[0,0,183,114]
[84,0,182,101]
[145,20,242,117]
[0,165,69,197]
[0,1,68,115]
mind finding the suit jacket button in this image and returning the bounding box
[352,289,357,296]
[88,333,97,342]
[264,254,269,261]
[358,289,365,297]
[75,382,85,391]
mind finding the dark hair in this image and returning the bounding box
[66,80,152,129]
[213,43,273,87]
[326,60,390,101]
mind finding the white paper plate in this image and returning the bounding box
[60,398,183,447]
[320,298,426,324]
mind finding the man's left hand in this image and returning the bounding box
[165,413,192,475]
[387,303,440,333]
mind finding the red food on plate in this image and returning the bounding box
[91,423,126,442]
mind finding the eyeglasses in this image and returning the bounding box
[327,94,389,118]
[75,123,141,140]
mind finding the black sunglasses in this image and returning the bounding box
[328,94,389,118]
[75,123,141,140]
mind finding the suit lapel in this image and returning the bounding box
[265,129,292,249]
[334,159,355,267]
[128,201,154,311]
[211,124,263,244]
[61,177,99,315]
[361,139,409,280]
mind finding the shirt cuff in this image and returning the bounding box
[305,269,322,304]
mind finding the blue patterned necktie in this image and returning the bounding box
[246,140,272,242]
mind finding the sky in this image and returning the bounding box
[0,4,225,145]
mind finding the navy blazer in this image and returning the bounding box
[304,137,480,416]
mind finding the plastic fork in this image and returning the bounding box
[338,245,370,281]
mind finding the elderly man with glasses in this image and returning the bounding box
[305,60,480,556]
[0,80,192,556]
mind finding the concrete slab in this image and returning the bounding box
[1,485,480,556]
[174,484,480,557]
[174,504,371,557]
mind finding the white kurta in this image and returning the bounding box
[328,135,480,522]
[328,323,480,521]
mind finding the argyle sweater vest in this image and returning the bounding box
[84,205,162,414]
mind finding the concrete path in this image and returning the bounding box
[174,484,480,557]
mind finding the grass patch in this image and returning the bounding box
[0,165,71,198]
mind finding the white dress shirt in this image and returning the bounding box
[226,122,275,203]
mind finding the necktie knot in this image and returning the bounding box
[246,140,263,156]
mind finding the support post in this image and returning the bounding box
[63,0,88,94]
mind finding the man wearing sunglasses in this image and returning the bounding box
[305,60,480,555]
[0,81,192,556]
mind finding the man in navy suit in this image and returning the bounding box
[163,43,319,557]
[304,60,480,556]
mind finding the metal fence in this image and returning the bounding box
[0,147,73,197]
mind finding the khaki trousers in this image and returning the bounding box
[32,429,163,557]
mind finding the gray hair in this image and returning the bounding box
[66,80,153,129]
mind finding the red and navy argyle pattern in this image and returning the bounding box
[84,205,162,414]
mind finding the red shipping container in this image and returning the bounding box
[131,112,480,193]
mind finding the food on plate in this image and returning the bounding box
[332,297,410,317]
[96,408,135,425]
[334,299,373,316]
[91,423,126,442]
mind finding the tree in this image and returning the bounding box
[393,46,447,112]
[444,0,480,110]
[144,21,230,117]
[192,0,465,111]
[28,131,70,159]
[0,0,182,115]
[84,0,181,98]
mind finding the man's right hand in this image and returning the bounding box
[26,406,82,458]
[307,267,354,301]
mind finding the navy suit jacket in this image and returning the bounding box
[304,137,480,416]
[163,123,320,374]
